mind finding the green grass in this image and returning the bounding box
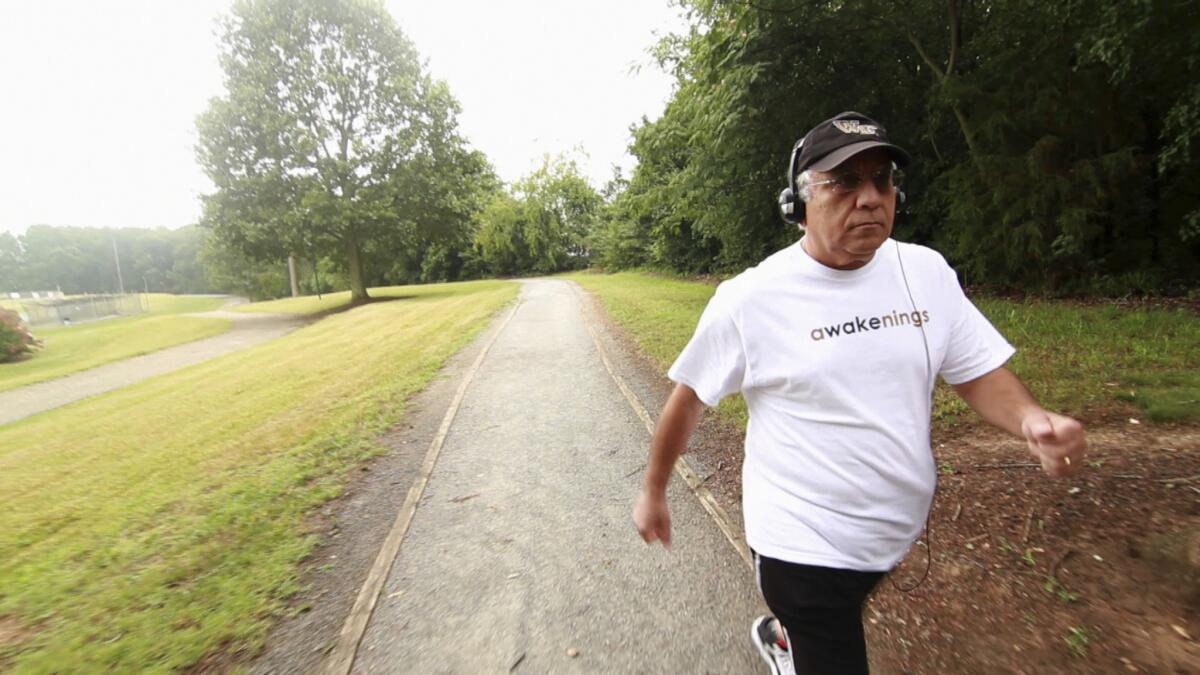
[236,287,489,316]
[0,317,232,393]
[566,271,749,425]
[5,294,224,316]
[0,295,231,393]
[0,280,517,673]
[235,291,355,315]
[976,298,1200,422]
[569,271,1200,425]
[138,294,227,315]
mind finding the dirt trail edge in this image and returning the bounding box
[256,279,765,674]
[0,309,309,426]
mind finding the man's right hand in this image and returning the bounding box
[633,489,672,548]
[633,383,704,549]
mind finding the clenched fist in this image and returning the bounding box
[633,489,672,548]
[1021,410,1086,477]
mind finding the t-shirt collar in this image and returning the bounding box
[793,236,892,281]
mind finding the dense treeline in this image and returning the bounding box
[0,154,602,298]
[593,0,1200,294]
[0,226,212,295]
[0,225,347,300]
[0,155,603,298]
[10,1,1196,297]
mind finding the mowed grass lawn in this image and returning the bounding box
[236,290,356,315]
[0,295,230,393]
[0,280,516,673]
[568,271,1200,425]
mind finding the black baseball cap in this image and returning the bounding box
[795,111,911,173]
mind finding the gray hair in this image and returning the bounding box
[796,169,816,203]
[794,169,815,230]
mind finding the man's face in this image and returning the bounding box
[801,148,899,270]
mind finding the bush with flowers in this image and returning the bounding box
[0,307,41,363]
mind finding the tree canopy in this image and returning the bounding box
[473,156,603,276]
[595,0,1200,294]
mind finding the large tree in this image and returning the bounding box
[197,0,480,301]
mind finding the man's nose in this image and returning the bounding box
[854,180,886,209]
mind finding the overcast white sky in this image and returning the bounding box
[0,0,686,236]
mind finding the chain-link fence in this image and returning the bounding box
[14,294,146,327]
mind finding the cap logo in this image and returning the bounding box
[832,120,880,136]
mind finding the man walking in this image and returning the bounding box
[632,111,1086,675]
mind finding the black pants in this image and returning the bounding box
[753,551,885,675]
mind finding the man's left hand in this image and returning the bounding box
[1021,410,1086,477]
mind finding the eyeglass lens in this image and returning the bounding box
[834,169,901,193]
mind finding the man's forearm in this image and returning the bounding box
[950,366,1042,436]
[952,366,1087,476]
[643,384,705,494]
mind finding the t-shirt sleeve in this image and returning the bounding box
[667,289,747,407]
[937,267,1016,385]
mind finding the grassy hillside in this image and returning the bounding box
[0,295,230,392]
[0,280,517,672]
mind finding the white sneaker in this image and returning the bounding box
[750,615,796,675]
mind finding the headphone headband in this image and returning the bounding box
[788,139,804,187]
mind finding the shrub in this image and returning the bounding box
[0,308,42,363]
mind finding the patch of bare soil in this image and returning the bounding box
[0,615,38,670]
[868,423,1200,674]
[692,414,1200,673]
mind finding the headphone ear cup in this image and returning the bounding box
[778,187,799,225]
[781,139,806,226]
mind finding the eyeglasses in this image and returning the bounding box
[808,167,904,196]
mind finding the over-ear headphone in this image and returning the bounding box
[777,140,906,227]
[777,139,806,226]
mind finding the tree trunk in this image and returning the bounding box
[906,0,983,170]
[287,255,300,297]
[346,235,369,302]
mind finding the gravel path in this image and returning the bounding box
[345,279,764,673]
[0,307,310,426]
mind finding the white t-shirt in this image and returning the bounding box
[668,238,1014,571]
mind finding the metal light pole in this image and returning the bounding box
[112,239,126,294]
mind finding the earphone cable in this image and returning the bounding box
[890,242,935,594]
